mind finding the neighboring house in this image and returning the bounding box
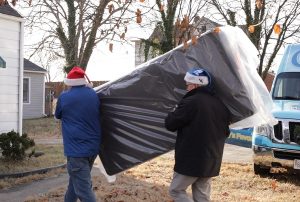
[133,24,165,67]
[191,16,221,35]
[23,58,47,119]
[46,81,108,99]
[134,16,274,90]
[45,81,107,116]
[263,71,275,91]
[0,3,24,134]
[134,16,221,67]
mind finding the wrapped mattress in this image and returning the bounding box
[94,25,276,175]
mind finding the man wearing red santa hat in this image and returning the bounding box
[55,66,101,202]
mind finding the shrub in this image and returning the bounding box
[0,130,35,161]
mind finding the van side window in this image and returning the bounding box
[0,56,6,68]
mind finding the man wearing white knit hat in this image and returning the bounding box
[165,68,230,202]
[55,66,100,202]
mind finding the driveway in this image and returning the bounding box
[222,143,252,163]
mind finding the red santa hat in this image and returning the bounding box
[64,66,93,87]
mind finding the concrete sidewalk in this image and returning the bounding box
[34,138,63,145]
[222,143,252,163]
[0,144,252,202]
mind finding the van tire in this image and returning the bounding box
[254,164,270,175]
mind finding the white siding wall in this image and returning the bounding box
[134,40,144,67]
[134,40,155,67]
[0,16,21,134]
[23,72,45,119]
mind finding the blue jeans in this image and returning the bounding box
[64,155,97,202]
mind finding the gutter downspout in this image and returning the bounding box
[42,73,46,116]
[18,20,24,135]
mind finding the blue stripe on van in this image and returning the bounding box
[226,128,252,148]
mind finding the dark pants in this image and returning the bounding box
[64,155,97,202]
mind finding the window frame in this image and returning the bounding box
[272,72,300,100]
[23,77,31,104]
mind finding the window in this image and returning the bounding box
[23,78,30,103]
[272,72,300,100]
[0,56,6,68]
[201,25,207,32]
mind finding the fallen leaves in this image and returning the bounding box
[120,32,125,40]
[214,27,221,33]
[271,180,277,191]
[248,25,255,33]
[109,43,113,52]
[108,4,114,14]
[20,154,300,202]
[136,9,142,24]
[160,3,164,12]
[256,0,263,9]
[0,0,6,6]
[180,15,189,32]
[11,0,17,6]
[191,35,197,45]
[273,24,281,35]
[183,40,188,50]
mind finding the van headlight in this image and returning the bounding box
[253,124,273,137]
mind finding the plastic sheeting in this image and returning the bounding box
[94,25,276,175]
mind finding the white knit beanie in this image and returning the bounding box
[184,68,210,86]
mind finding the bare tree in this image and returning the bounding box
[20,0,133,73]
[135,0,208,61]
[0,0,18,6]
[208,0,300,79]
[34,51,64,82]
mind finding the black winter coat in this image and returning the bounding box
[165,87,230,177]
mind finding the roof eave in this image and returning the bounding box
[0,12,24,22]
[24,70,47,74]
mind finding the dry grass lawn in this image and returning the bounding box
[0,117,64,190]
[0,144,65,190]
[3,118,300,201]
[0,144,64,174]
[23,117,61,139]
[25,154,300,202]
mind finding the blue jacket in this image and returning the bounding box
[55,86,101,157]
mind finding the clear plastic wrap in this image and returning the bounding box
[94,25,276,175]
[217,26,277,128]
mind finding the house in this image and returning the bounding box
[134,16,275,90]
[263,71,275,91]
[134,16,221,66]
[23,58,47,119]
[44,80,107,116]
[190,16,221,35]
[46,80,108,99]
[0,3,24,134]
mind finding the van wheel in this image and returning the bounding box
[254,164,270,175]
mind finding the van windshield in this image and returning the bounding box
[272,72,300,100]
